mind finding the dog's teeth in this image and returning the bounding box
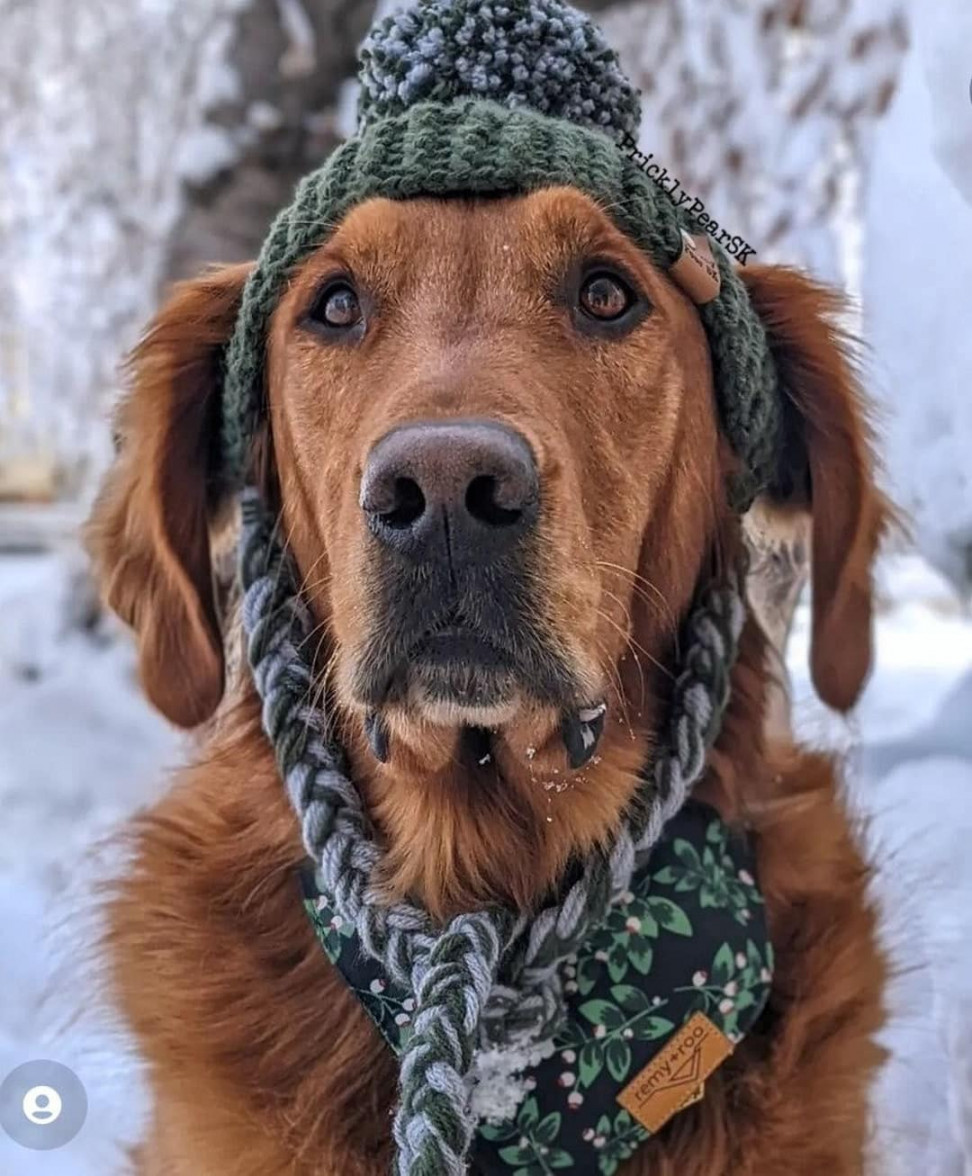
[364,711,390,763]
[561,703,607,770]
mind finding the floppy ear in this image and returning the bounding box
[85,263,252,728]
[739,265,895,713]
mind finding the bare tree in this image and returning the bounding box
[602,0,907,284]
[0,0,372,510]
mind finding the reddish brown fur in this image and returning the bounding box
[87,262,252,727]
[88,190,892,1174]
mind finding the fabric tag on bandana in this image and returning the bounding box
[669,229,721,304]
[299,800,773,1175]
[617,1011,733,1132]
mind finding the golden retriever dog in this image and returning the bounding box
[87,186,892,1174]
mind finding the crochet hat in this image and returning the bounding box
[221,0,782,509]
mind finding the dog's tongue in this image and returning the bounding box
[561,702,607,769]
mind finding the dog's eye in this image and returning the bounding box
[310,281,361,328]
[578,272,633,321]
[303,279,365,339]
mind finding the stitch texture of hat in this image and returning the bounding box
[220,0,783,511]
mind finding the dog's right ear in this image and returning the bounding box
[86,263,252,728]
[739,265,895,713]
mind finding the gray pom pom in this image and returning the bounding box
[357,0,641,141]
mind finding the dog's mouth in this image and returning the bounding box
[353,609,557,720]
[346,555,589,720]
[342,551,612,768]
[398,623,522,725]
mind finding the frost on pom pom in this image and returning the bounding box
[356,0,641,141]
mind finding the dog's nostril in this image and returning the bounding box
[466,475,522,528]
[381,477,426,529]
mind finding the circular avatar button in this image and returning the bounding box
[0,1061,87,1150]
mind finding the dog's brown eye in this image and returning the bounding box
[579,273,632,321]
[315,282,361,328]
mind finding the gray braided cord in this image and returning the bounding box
[239,488,745,1174]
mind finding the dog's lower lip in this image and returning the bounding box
[415,628,508,666]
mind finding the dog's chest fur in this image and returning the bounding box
[110,705,885,1176]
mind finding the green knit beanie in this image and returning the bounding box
[221,0,782,510]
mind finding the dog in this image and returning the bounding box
[86,184,893,1174]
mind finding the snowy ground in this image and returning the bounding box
[1,547,971,1174]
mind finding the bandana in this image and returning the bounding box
[300,800,772,1173]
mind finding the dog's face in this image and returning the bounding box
[87,183,890,906]
[266,189,722,749]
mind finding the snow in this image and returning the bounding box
[1,545,970,1173]
[601,0,907,288]
[0,555,182,1174]
[1,0,970,1169]
[469,1037,557,1125]
[863,0,972,598]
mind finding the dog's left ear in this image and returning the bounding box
[86,263,252,728]
[739,265,895,712]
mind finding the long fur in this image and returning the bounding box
[88,193,893,1174]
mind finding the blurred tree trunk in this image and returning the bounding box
[166,0,375,280]
[0,0,373,510]
[0,0,243,502]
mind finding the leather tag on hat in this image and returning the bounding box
[616,1012,733,1132]
[669,230,721,304]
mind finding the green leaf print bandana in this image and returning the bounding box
[300,800,773,1175]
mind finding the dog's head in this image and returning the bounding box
[264,190,729,737]
[87,188,891,901]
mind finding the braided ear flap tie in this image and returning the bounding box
[239,489,746,1175]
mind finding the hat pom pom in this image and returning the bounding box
[357,0,641,141]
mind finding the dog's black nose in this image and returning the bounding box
[360,419,538,565]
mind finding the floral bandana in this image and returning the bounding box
[300,800,773,1174]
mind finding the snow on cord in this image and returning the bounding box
[238,486,745,1176]
[357,0,642,139]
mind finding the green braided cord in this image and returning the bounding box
[221,99,780,509]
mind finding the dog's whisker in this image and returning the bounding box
[595,598,673,687]
[594,609,649,728]
[594,559,679,638]
[585,627,632,727]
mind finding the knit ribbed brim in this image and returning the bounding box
[221,98,780,509]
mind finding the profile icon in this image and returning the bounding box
[0,1061,86,1150]
[22,1084,63,1125]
